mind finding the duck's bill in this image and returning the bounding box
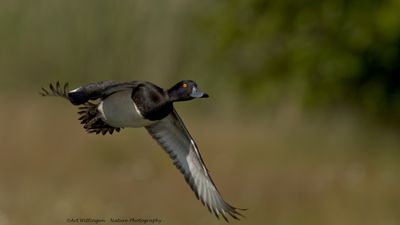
[191,87,209,98]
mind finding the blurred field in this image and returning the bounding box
[0,95,399,225]
[1,0,400,224]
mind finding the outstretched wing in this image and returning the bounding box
[145,109,244,221]
[40,81,129,135]
[40,81,141,105]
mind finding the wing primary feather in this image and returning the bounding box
[39,82,70,100]
[145,109,245,221]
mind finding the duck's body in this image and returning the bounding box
[98,90,151,128]
[40,80,244,221]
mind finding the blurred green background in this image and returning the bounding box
[0,0,399,225]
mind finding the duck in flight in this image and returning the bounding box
[40,80,244,221]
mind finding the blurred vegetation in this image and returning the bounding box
[1,1,400,225]
[1,0,400,123]
[189,0,400,121]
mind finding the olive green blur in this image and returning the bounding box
[0,1,399,225]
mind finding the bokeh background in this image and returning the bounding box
[0,0,399,225]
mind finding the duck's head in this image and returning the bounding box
[167,80,209,102]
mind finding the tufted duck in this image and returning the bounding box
[40,80,245,221]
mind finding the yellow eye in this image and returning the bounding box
[182,83,188,88]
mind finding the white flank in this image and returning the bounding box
[97,90,155,128]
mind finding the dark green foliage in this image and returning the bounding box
[188,0,400,120]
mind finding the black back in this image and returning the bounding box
[67,81,138,105]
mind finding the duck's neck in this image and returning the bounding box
[166,88,182,102]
